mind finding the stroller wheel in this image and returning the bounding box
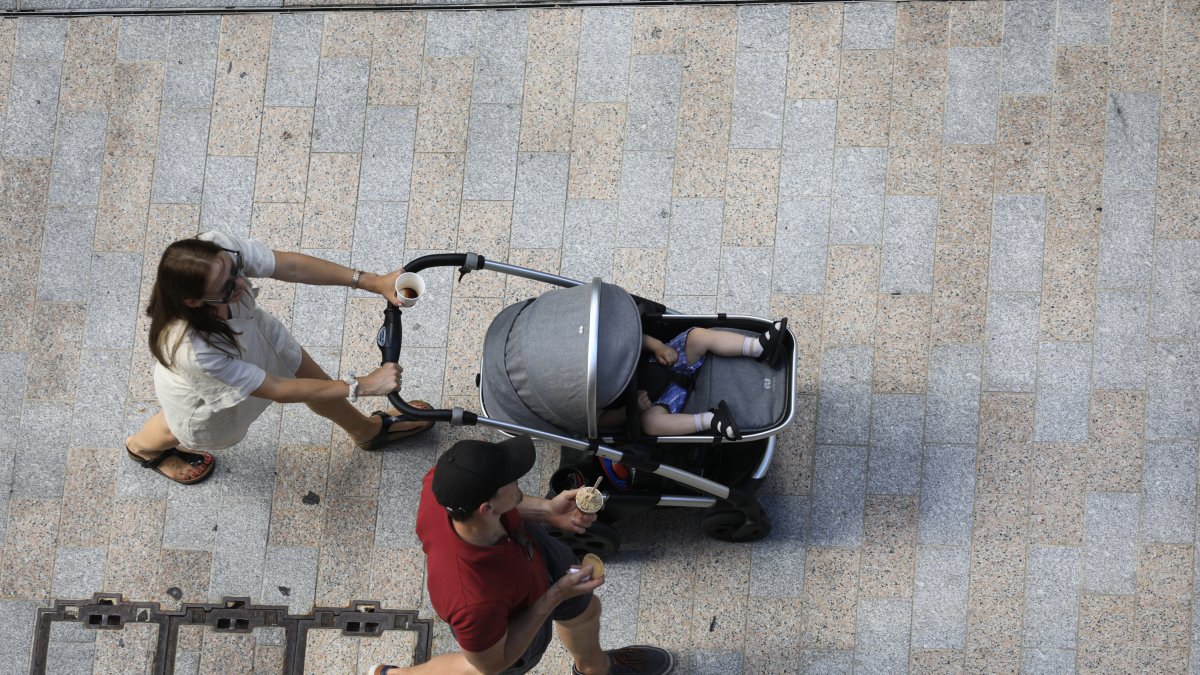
[701,508,772,543]
[548,521,622,558]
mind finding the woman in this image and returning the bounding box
[125,230,432,485]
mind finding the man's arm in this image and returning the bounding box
[517,491,596,534]
[270,250,405,305]
[461,570,601,674]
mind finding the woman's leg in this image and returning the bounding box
[294,349,427,444]
[125,412,213,481]
[681,327,757,364]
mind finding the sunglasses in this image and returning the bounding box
[200,248,244,305]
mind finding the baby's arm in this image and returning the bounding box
[643,334,677,366]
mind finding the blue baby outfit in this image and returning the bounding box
[653,328,705,413]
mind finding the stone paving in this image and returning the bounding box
[1,1,1199,672]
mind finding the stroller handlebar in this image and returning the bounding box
[377,302,476,424]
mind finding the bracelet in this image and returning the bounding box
[342,373,359,402]
[350,269,365,290]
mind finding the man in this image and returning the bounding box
[371,435,674,674]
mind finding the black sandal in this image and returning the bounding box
[757,317,788,369]
[357,400,435,451]
[125,446,215,485]
[709,400,742,441]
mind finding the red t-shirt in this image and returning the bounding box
[415,467,550,653]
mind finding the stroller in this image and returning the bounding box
[377,253,797,555]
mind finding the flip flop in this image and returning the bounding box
[368,666,398,675]
[125,446,215,485]
[357,400,435,451]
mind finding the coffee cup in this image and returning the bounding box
[394,272,426,308]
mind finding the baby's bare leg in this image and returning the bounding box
[683,327,756,364]
[641,405,706,436]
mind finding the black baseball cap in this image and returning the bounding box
[432,435,536,513]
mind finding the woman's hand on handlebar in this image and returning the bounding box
[370,269,404,306]
[358,363,403,396]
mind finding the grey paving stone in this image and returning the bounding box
[750,495,807,597]
[0,450,12,545]
[116,16,172,62]
[163,16,219,108]
[360,106,418,203]
[291,249,349,349]
[174,651,200,675]
[773,197,830,295]
[72,350,133,449]
[737,4,791,52]
[665,199,723,296]
[1141,442,1197,544]
[1098,191,1155,290]
[830,147,887,245]
[1023,649,1077,674]
[255,626,285,646]
[151,108,211,205]
[377,439,437,547]
[387,258,452,350]
[945,47,1000,144]
[265,13,323,107]
[616,151,674,247]
[880,196,937,293]
[49,112,107,207]
[83,253,142,349]
[1151,240,1200,339]
[464,104,521,201]
[278,347,337,447]
[594,556,640,651]
[52,547,107,599]
[561,199,618,283]
[577,8,633,103]
[261,546,318,613]
[989,194,1045,293]
[800,651,854,674]
[1084,487,1137,588]
[984,293,1040,392]
[854,598,911,674]
[1104,93,1160,191]
[0,601,40,675]
[1024,545,1082,649]
[15,17,67,61]
[216,405,280,498]
[842,2,897,49]
[918,446,976,545]
[424,11,478,57]
[730,51,787,149]
[810,445,867,547]
[0,354,26,448]
[1034,342,1093,442]
[816,346,873,446]
[2,62,62,158]
[46,642,97,675]
[49,622,94,643]
[688,651,742,674]
[1001,0,1055,93]
[511,152,570,249]
[209,496,272,600]
[162,481,218,551]
[867,394,924,495]
[718,246,772,317]
[13,401,72,498]
[925,345,982,445]
[350,201,409,299]
[911,546,970,649]
[1057,0,1110,44]
[780,152,835,199]
[1093,290,1148,389]
[783,99,838,153]
[312,59,370,154]
[38,206,96,302]
[473,11,527,105]
[625,55,681,151]
[1146,342,1200,441]
[199,156,256,238]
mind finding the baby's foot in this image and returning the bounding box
[637,390,653,412]
[757,318,788,368]
[709,400,742,441]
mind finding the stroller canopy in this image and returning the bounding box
[481,279,642,436]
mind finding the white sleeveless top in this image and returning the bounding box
[152,231,303,450]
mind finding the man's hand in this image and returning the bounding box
[357,363,403,396]
[547,565,605,605]
[544,489,597,534]
[654,343,677,367]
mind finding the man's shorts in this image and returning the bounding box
[499,523,591,674]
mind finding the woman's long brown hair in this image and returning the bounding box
[147,239,242,368]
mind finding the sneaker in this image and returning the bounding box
[572,645,675,675]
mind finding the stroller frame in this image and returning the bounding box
[377,253,795,544]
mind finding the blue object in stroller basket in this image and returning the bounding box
[374,253,797,556]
